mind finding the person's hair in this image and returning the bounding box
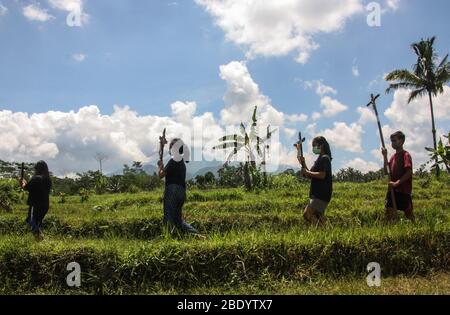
[313,136,333,161]
[390,131,406,142]
[169,138,183,155]
[35,160,50,178]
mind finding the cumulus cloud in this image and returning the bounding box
[343,158,381,173]
[302,80,347,118]
[195,0,364,63]
[219,61,285,128]
[286,113,308,123]
[320,96,348,117]
[303,80,337,96]
[312,112,321,121]
[23,4,55,22]
[319,122,364,153]
[357,106,376,125]
[0,61,299,174]
[0,105,226,175]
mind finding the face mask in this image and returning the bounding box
[313,146,321,155]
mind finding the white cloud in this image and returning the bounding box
[195,0,364,63]
[0,3,7,16]
[357,106,376,124]
[380,86,450,167]
[352,65,360,77]
[171,101,197,124]
[320,122,364,153]
[301,79,337,96]
[48,0,89,26]
[302,80,337,96]
[312,112,321,121]
[307,80,337,96]
[284,127,296,138]
[23,4,55,22]
[72,53,87,62]
[0,105,226,175]
[219,61,285,128]
[343,158,380,173]
[287,113,308,123]
[320,96,348,117]
[386,0,400,11]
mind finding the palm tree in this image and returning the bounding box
[385,36,450,177]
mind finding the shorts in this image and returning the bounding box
[308,197,329,215]
[385,191,413,213]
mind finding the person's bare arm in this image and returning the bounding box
[304,170,326,180]
[389,168,412,188]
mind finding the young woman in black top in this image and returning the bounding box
[297,136,333,225]
[20,161,52,241]
[158,138,204,238]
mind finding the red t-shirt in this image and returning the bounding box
[389,150,413,195]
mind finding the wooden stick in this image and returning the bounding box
[366,94,398,211]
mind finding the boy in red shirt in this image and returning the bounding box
[382,131,414,221]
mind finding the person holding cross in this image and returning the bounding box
[296,136,333,225]
[157,136,205,238]
[382,131,415,222]
[19,161,52,241]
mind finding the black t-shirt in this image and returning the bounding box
[25,175,52,210]
[164,158,186,188]
[309,155,333,202]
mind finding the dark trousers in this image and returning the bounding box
[163,184,198,234]
[26,205,48,234]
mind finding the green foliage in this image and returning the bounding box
[426,132,450,173]
[217,164,243,188]
[79,188,92,203]
[270,173,300,189]
[334,167,385,183]
[0,180,20,211]
[58,192,67,204]
[194,171,216,189]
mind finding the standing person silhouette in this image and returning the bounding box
[158,138,205,239]
[20,161,52,241]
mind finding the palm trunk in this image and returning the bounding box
[428,92,440,177]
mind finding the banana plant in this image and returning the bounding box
[426,132,450,173]
[212,106,277,190]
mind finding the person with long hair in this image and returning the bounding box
[20,161,52,241]
[297,136,333,225]
[158,138,205,238]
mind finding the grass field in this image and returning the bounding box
[0,176,449,294]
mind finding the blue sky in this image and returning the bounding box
[0,0,449,175]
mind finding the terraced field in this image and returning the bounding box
[0,177,449,294]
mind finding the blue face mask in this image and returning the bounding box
[313,146,321,155]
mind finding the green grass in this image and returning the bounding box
[0,176,449,294]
